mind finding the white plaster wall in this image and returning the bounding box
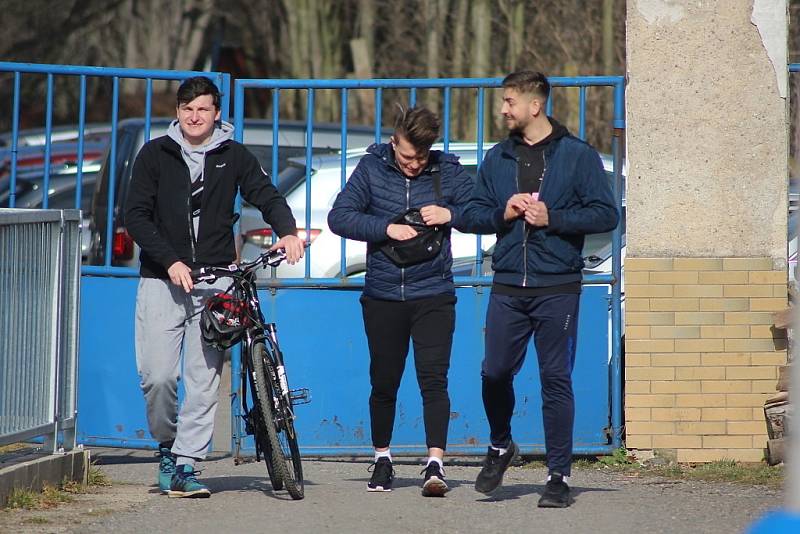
[626,0,788,260]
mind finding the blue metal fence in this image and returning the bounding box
[1,61,624,456]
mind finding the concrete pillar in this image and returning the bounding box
[625,0,788,462]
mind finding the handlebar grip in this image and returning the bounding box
[190,267,213,283]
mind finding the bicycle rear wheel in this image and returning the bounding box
[250,342,304,500]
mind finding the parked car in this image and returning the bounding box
[12,172,99,259]
[0,141,107,181]
[0,123,111,148]
[87,117,391,267]
[238,146,624,280]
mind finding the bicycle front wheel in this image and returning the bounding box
[247,343,283,491]
[250,341,304,500]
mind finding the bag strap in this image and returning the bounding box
[431,165,442,202]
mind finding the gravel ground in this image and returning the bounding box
[0,448,781,534]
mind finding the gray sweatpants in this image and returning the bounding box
[134,277,230,460]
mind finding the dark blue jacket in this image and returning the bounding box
[461,132,619,287]
[327,143,473,301]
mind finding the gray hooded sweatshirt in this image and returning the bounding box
[166,119,234,233]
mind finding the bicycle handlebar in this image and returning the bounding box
[190,247,288,283]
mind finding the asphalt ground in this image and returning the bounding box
[0,448,781,533]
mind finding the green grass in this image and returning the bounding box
[88,464,111,487]
[652,459,784,488]
[568,448,784,488]
[5,488,39,510]
[2,464,112,511]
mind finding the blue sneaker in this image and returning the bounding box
[168,464,211,498]
[157,447,176,494]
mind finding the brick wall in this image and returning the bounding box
[624,257,787,462]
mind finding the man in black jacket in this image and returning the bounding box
[461,71,618,507]
[125,76,303,498]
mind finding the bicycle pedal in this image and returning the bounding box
[289,388,311,405]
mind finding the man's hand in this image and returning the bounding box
[387,224,418,241]
[504,193,534,222]
[167,261,193,293]
[271,235,304,265]
[420,205,451,226]
[524,200,549,227]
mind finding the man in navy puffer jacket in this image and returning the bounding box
[328,106,473,497]
[461,71,619,508]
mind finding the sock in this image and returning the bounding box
[491,445,508,456]
[176,456,195,469]
[426,457,443,468]
[375,449,392,462]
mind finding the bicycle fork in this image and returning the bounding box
[265,323,310,407]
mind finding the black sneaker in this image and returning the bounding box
[420,462,449,497]
[474,441,519,494]
[367,457,394,492]
[537,473,571,508]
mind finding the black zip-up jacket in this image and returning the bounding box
[124,136,297,279]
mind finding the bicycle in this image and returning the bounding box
[191,248,310,500]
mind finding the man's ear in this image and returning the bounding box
[529,97,544,118]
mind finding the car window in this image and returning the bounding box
[46,186,92,212]
[245,145,333,186]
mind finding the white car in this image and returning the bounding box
[239,143,501,279]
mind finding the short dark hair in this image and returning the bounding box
[176,76,221,109]
[501,71,550,101]
[393,105,440,149]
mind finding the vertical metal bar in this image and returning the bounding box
[304,89,315,277]
[339,88,349,277]
[49,214,66,452]
[231,79,247,447]
[144,78,153,142]
[578,87,587,140]
[42,74,54,209]
[409,87,417,107]
[271,89,280,183]
[219,72,232,122]
[104,77,120,267]
[75,75,87,209]
[443,86,451,152]
[546,91,553,116]
[233,82,245,143]
[610,79,624,450]
[475,87,485,268]
[9,72,21,208]
[233,81,247,255]
[374,87,383,144]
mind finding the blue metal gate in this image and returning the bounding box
[0,61,624,456]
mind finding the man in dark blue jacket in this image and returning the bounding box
[328,106,473,497]
[461,71,619,507]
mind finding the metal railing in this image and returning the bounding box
[0,208,81,452]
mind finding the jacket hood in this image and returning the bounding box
[166,119,234,184]
[166,119,234,154]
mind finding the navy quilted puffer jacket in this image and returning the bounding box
[328,143,474,301]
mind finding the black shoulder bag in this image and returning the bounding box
[379,170,445,267]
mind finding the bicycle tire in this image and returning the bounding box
[247,343,283,492]
[251,342,304,500]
